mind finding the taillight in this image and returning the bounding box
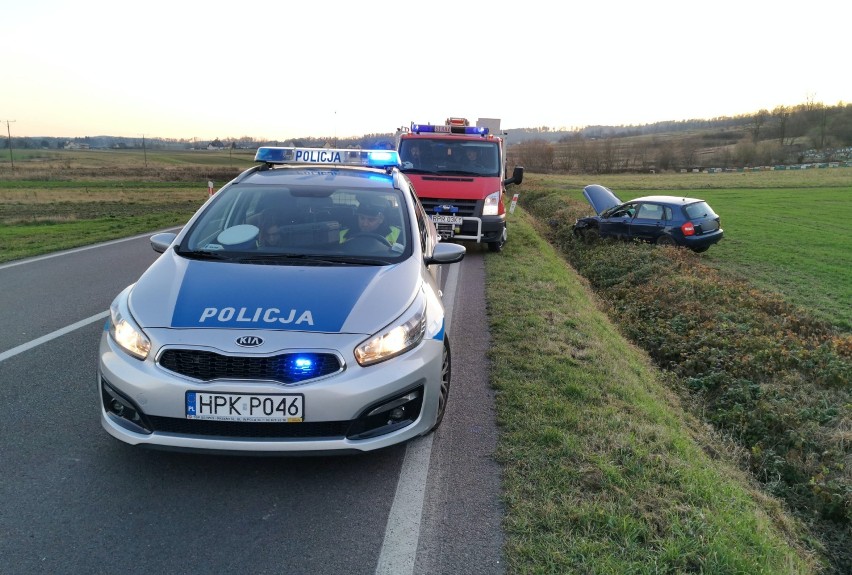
[681,222,695,236]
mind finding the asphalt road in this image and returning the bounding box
[0,234,503,575]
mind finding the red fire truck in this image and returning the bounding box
[396,117,523,252]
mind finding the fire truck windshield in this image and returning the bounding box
[399,139,500,177]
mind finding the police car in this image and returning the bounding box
[98,147,465,454]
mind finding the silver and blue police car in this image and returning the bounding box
[98,147,465,454]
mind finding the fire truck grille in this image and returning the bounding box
[420,198,478,218]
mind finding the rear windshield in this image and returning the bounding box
[684,202,717,220]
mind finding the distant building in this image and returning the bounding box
[64,142,90,150]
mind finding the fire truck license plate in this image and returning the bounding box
[431,215,463,225]
[186,391,304,422]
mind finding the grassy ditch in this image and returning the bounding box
[486,210,818,573]
[513,191,851,573]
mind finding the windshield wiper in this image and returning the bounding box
[243,253,390,266]
[240,253,339,265]
[433,169,481,177]
[176,249,236,261]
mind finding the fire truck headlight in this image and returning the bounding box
[483,191,501,216]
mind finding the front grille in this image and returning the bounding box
[420,198,479,218]
[158,349,342,385]
[147,416,349,438]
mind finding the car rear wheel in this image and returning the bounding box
[427,337,452,433]
[656,235,677,247]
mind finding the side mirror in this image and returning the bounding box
[150,232,177,254]
[503,166,524,186]
[426,242,466,266]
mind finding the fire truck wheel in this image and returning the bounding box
[487,226,507,252]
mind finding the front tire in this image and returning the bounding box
[428,337,452,433]
[487,225,507,252]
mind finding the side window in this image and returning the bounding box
[663,206,673,221]
[637,203,663,220]
[410,190,429,253]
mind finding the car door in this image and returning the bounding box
[600,202,636,240]
[629,202,665,242]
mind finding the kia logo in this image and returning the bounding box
[235,336,264,347]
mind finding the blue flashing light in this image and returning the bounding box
[294,357,314,371]
[281,354,321,381]
[254,147,400,168]
[410,123,489,136]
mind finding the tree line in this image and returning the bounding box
[507,101,852,173]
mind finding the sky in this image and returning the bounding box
[2,0,848,141]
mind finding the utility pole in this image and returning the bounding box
[139,133,148,168]
[3,120,15,170]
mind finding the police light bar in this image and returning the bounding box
[410,123,489,136]
[254,147,400,168]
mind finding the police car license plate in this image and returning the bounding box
[431,215,463,225]
[186,391,304,422]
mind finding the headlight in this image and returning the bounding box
[483,191,501,216]
[109,293,151,360]
[355,293,426,366]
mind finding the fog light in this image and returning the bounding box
[348,387,425,440]
[101,377,152,434]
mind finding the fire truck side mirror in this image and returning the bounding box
[504,166,524,186]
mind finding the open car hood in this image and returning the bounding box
[583,184,622,215]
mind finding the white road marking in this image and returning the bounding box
[0,311,109,363]
[374,261,461,575]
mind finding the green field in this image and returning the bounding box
[701,188,850,331]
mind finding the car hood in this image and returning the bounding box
[582,184,622,215]
[126,250,420,336]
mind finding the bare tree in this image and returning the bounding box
[750,109,769,143]
[772,105,791,145]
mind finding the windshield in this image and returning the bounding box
[399,138,500,177]
[179,181,410,264]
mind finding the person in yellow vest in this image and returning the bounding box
[340,199,401,246]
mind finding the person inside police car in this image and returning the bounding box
[339,199,400,245]
[258,208,287,248]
